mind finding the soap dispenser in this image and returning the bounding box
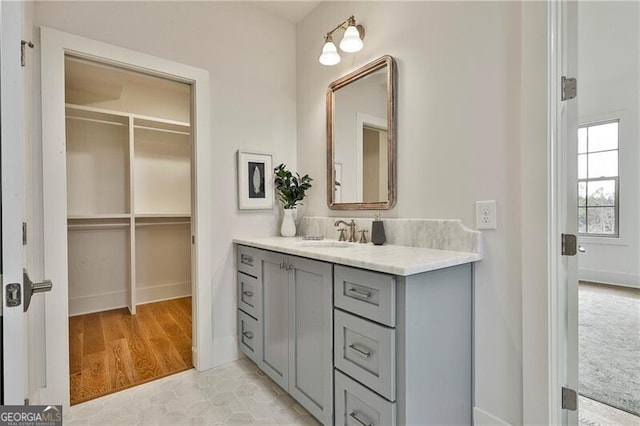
[371,214,386,245]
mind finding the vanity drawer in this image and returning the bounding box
[238,309,261,365]
[334,265,396,327]
[237,272,261,319]
[335,369,396,426]
[334,309,396,401]
[237,245,261,278]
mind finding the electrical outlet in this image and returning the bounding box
[476,200,497,230]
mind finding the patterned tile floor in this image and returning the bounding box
[65,358,321,425]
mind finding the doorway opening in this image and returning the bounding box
[362,125,388,203]
[64,56,194,404]
[575,2,640,423]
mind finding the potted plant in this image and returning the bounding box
[273,163,313,237]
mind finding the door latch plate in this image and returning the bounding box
[6,282,21,307]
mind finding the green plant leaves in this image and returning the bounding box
[273,163,313,209]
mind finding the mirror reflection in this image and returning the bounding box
[327,55,396,210]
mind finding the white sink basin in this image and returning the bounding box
[296,240,352,248]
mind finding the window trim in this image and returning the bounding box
[577,119,620,238]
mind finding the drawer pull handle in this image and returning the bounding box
[241,254,254,266]
[242,331,254,339]
[348,344,372,358]
[348,287,372,299]
[242,290,253,297]
[349,412,372,426]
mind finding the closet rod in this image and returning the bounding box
[67,223,130,230]
[135,221,190,228]
[134,125,191,136]
[66,115,127,127]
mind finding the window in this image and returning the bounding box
[578,120,619,237]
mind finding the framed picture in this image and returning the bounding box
[237,150,274,210]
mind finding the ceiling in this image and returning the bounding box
[250,1,320,24]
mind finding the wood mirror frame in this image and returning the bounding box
[327,55,397,210]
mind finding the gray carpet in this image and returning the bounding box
[579,283,640,416]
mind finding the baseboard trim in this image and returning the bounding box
[69,282,192,316]
[136,281,191,304]
[579,268,640,289]
[69,290,127,316]
[211,335,240,369]
[473,407,512,426]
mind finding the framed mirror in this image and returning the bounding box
[327,55,396,210]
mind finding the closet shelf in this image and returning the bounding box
[134,125,190,136]
[68,213,131,220]
[67,115,128,127]
[67,223,130,231]
[135,213,191,218]
[66,103,190,128]
[67,214,191,221]
[135,221,190,228]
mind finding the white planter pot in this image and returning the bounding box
[280,208,297,237]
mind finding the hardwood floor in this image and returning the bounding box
[69,297,192,405]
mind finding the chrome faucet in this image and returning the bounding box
[334,219,357,242]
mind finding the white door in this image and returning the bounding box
[1,0,28,405]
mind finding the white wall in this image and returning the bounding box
[30,1,297,365]
[297,2,524,424]
[577,2,640,288]
[519,2,550,424]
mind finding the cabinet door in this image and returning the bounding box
[288,257,333,424]
[260,250,290,390]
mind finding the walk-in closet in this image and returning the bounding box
[64,56,194,404]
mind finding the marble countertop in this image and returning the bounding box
[233,237,482,276]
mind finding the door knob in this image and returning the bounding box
[23,270,52,312]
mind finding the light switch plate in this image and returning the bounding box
[476,200,497,230]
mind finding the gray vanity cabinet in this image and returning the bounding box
[237,246,263,366]
[333,264,472,426]
[237,245,334,425]
[237,243,473,426]
[287,256,333,425]
[260,250,291,390]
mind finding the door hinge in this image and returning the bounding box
[562,387,577,411]
[192,235,195,244]
[561,76,577,101]
[24,398,29,406]
[23,222,27,245]
[21,40,34,67]
[561,233,577,256]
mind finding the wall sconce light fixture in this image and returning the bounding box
[319,15,365,66]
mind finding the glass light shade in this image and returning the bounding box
[319,41,341,66]
[339,26,363,52]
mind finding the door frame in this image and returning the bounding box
[40,27,213,407]
[546,1,579,424]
